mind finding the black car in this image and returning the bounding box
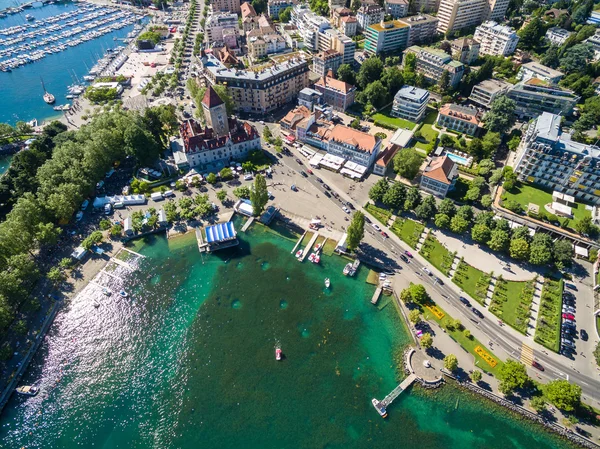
[565,283,578,291]
[364,216,372,224]
[323,190,331,198]
[316,177,323,183]
[323,184,331,190]
[580,329,588,341]
[399,254,409,263]
[346,202,355,209]
[295,158,303,165]
[300,171,308,177]
[459,296,471,307]
[472,308,484,319]
[435,277,444,286]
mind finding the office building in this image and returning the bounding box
[437,0,486,35]
[268,0,297,19]
[391,85,430,122]
[312,49,343,76]
[315,73,357,111]
[420,155,458,197]
[212,0,241,13]
[507,79,579,120]
[518,61,564,84]
[449,37,480,64]
[364,20,410,55]
[205,12,240,45]
[473,21,518,56]
[545,27,572,46]
[437,103,482,136]
[384,0,409,18]
[514,112,600,205]
[356,3,384,31]
[399,14,439,46]
[403,45,465,87]
[469,78,511,108]
[200,52,310,113]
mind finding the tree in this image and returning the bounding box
[594,342,600,367]
[393,149,422,180]
[483,96,516,134]
[220,167,234,181]
[337,64,355,85]
[530,396,547,413]
[481,132,501,160]
[216,190,227,203]
[487,229,510,252]
[510,238,530,260]
[346,211,365,251]
[415,195,437,221]
[541,45,560,69]
[517,17,544,50]
[480,194,493,209]
[206,173,217,184]
[444,354,458,372]
[529,233,553,266]
[553,239,573,268]
[110,224,122,237]
[434,213,450,229]
[251,0,267,13]
[356,57,384,89]
[370,179,390,206]
[573,216,597,236]
[278,6,292,22]
[250,174,269,216]
[450,215,469,234]
[439,69,450,93]
[358,80,388,108]
[468,369,482,383]
[560,43,594,73]
[421,333,433,349]
[408,283,428,304]
[262,126,272,143]
[349,118,361,129]
[489,168,504,186]
[471,224,491,244]
[233,186,251,199]
[438,198,456,217]
[544,380,581,412]
[477,159,495,176]
[409,309,421,324]
[381,66,404,97]
[498,360,529,395]
[404,186,422,211]
[47,267,65,286]
[382,182,406,211]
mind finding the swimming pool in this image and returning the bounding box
[446,152,470,165]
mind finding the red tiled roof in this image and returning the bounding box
[422,155,456,184]
[180,119,259,154]
[315,76,354,94]
[329,125,378,153]
[202,86,224,108]
[376,144,399,167]
[241,2,257,18]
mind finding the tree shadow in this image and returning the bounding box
[357,242,401,272]
[427,346,445,360]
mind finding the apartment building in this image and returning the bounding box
[484,0,509,21]
[391,85,430,122]
[420,155,458,198]
[585,30,600,60]
[356,3,384,31]
[507,79,579,120]
[267,0,296,19]
[514,112,600,205]
[410,0,440,13]
[473,21,519,56]
[205,12,240,45]
[469,78,511,108]
[313,49,343,76]
[364,20,410,55]
[437,103,482,136]
[403,45,465,87]
[241,2,258,33]
[211,0,241,13]
[247,32,287,60]
[449,37,480,64]
[328,125,382,169]
[291,4,331,51]
[437,0,486,35]
[315,74,357,111]
[340,15,358,37]
[399,14,439,46]
[320,28,356,65]
[517,61,564,84]
[384,0,409,18]
[200,52,309,114]
[328,0,347,9]
[545,27,572,46]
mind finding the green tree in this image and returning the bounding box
[553,239,573,268]
[510,238,530,260]
[233,186,251,199]
[435,213,451,229]
[439,69,450,93]
[480,194,493,209]
[346,211,365,251]
[381,66,404,96]
[404,186,422,211]
[47,267,65,286]
[358,80,388,108]
[529,233,553,266]
[250,174,269,216]
[530,396,547,413]
[415,195,437,221]
[483,96,516,134]
[487,229,510,252]
[594,342,600,367]
[350,118,361,129]
[560,43,594,73]
[369,179,389,203]
[220,167,234,181]
[99,219,111,231]
[450,215,469,234]
[409,309,421,324]
[498,360,529,395]
[541,45,560,69]
[481,132,501,160]
[471,224,491,244]
[393,149,422,180]
[408,283,428,304]
[216,190,227,203]
[206,173,217,185]
[262,126,272,143]
[110,224,122,237]
[278,6,292,22]
[517,17,544,50]
[251,0,267,13]
[382,182,406,210]
[337,63,356,85]
[421,333,433,349]
[471,370,482,383]
[544,380,581,412]
[444,354,458,372]
[438,198,456,217]
[356,57,384,89]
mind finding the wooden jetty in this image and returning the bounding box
[371,287,382,305]
[241,217,254,232]
[290,230,307,255]
[372,374,417,417]
[300,233,319,262]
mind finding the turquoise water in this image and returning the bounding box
[0,0,139,125]
[0,154,11,175]
[0,220,578,448]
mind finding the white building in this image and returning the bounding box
[327,125,382,169]
[384,0,409,18]
[517,61,564,84]
[291,4,331,51]
[469,78,512,108]
[473,21,519,56]
[391,85,430,122]
[356,3,384,31]
[437,0,486,35]
[545,27,572,46]
[205,12,239,45]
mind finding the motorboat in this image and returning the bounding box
[119,290,128,298]
[314,243,322,252]
[308,253,315,263]
[295,249,303,259]
[324,278,330,288]
[311,254,320,264]
[25,14,34,21]
[275,347,282,361]
[102,288,111,297]
[16,385,39,396]
[343,263,352,276]
[372,399,387,418]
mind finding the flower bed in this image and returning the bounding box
[475,345,498,368]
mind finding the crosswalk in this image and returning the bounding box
[520,343,534,366]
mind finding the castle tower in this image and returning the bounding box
[202,86,229,137]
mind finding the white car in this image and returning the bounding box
[244,174,253,181]
[371,223,381,232]
[421,267,432,275]
[259,120,265,125]
[342,206,350,214]
[75,211,84,221]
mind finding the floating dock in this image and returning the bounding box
[371,287,382,305]
[109,257,135,271]
[372,374,417,417]
[300,233,319,262]
[291,230,307,255]
[241,217,254,232]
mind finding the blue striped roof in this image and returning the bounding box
[205,222,236,243]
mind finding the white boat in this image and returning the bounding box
[372,399,387,418]
[314,243,322,252]
[324,278,330,288]
[311,254,320,264]
[102,288,111,297]
[275,347,282,361]
[25,14,34,21]
[41,77,55,104]
[308,253,315,263]
[343,263,352,276]
[295,249,303,259]
[119,290,128,298]
[27,118,37,127]
[16,385,39,396]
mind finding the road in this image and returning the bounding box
[275,141,600,406]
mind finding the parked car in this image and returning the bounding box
[306,169,313,175]
[421,267,432,275]
[435,277,444,285]
[565,283,578,291]
[104,203,113,215]
[381,231,389,238]
[364,216,372,224]
[399,254,409,263]
[346,202,355,209]
[580,329,588,341]
[295,158,303,165]
[404,251,413,258]
[323,184,331,190]
[562,313,575,320]
[372,223,381,232]
[244,174,253,181]
[562,306,575,314]
[342,206,350,214]
[532,361,544,371]
[459,296,471,307]
[563,318,575,325]
[471,308,484,319]
[562,340,575,349]
[75,211,84,221]
[562,321,576,330]
[300,171,308,177]
[316,177,323,183]
[323,190,331,197]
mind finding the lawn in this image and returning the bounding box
[419,233,455,276]
[422,302,504,377]
[390,217,425,248]
[364,203,392,226]
[372,106,417,131]
[489,276,536,334]
[534,278,563,353]
[502,182,591,224]
[413,110,439,152]
[452,260,491,305]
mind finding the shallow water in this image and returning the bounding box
[0,219,577,449]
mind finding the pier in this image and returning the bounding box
[109,257,135,270]
[290,230,307,255]
[121,247,146,258]
[370,287,382,305]
[300,232,319,262]
[372,374,417,417]
[241,217,254,232]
